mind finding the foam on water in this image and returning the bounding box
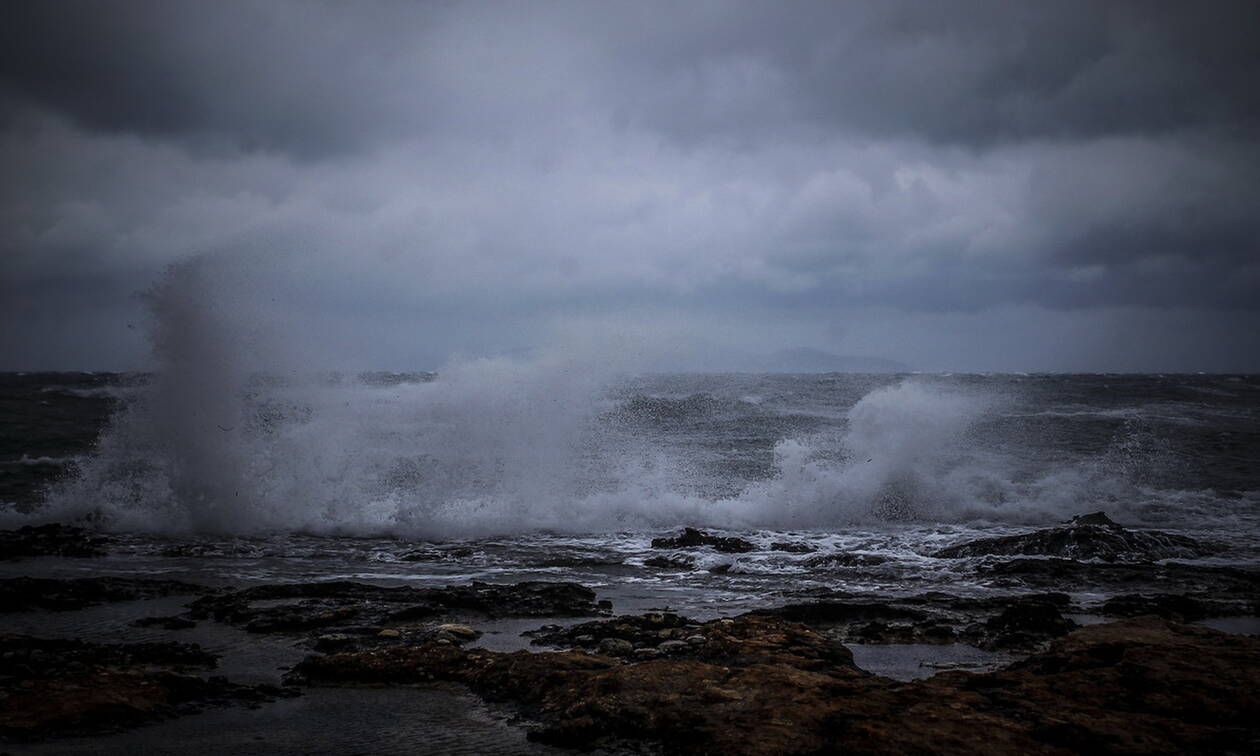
[15,257,1255,537]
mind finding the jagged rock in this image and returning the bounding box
[933,512,1215,562]
[651,527,755,553]
[0,576,213,613]
[293,618,1260,755]
[0,524,108,560]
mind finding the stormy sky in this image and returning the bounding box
[2,0,1258,372]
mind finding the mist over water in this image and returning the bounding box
[22,257,1260,537]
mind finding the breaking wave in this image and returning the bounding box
[16,257,1252,536]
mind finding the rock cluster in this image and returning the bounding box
[650,527,755,553]
[294,617,1260,755]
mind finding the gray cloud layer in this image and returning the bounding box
[2,0,1258,371]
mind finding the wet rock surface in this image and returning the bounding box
[933,512,1216,562]
[525,614,856,671]
[0,524,109,560]
[0,576,214,612]
[293,617,1260,755]
[976,556,1260,596]
[755,592,1078,650]
[650,527,755,553]
[186,579,610,637]
[0,635,297,741]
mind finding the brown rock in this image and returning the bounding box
[294,616,1260,755]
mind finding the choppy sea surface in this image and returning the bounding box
[3,369,1258,605]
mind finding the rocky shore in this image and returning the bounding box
[2,517,1257,753]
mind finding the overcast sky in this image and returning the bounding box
[2,0,1258,372]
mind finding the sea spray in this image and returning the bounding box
[28,258,1244,534]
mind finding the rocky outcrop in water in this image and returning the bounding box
[651,527,755,553]
[293,617,1260,755]
[0,635,297,741]
[0,576,213,612]
[932,512,1215,562]
[0,524,108,560]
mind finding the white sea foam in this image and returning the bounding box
[16,255,1251,537]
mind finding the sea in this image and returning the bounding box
[2,367,1259,753]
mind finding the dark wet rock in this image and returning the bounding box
[187,580,609,638]
[803,551,890,568]
[0,634,298,741]
[1099,593,1258,622]
[933,512,1215,562]
[769,541,816,553]
[0,635,218,678]
[0,576,214,613]
[131,615,197,630]
[982,599,1078,650]
[293,617,1260,755]
[526,614,856,674]
[0,524,108,560]
[596,637,634,656]
[643,554,696,569]
[977,557,1260,597]
[651,527,755,553]
[528,612,701,650]
[755,593,1077,650]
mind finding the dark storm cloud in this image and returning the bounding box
[6,1,1258,154]
[0,0,437,157]
[1,0,1258,371]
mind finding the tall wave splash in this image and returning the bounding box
[23,258,1239,537]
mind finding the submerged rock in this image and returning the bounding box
[0,576,214,613]
[932,512,1215,562]
[294,617,1260,755]
[651,527,756,553]
[0,524,108,560]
